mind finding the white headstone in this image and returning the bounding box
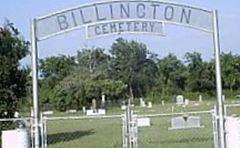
[43,111,53,115]
[82,106,86,113]
[102,95,105,104]
[92,99,97,111]
[171,106,175,113]
[176,95,184,105]
[140,97,143,104]
[199,95,203,102]
[86,109,106,116]
[161,100,165,106]
[147,102,152,108]
[169,116,202,130]
[121,105,126,110]
[185,99,189,105]
[98,109,106,115]
[86,109,94,116]
[140,98,146,107]
[137,118,151,127]
[66,109,77,113]
[14,112,19,118]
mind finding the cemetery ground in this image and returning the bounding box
[45,100,240,148]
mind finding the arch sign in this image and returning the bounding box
[35,0,214,40]
[31,0,225,148]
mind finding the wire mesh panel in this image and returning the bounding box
[225,104,240,116]
[45,117,122,148]
[137,112,214,148]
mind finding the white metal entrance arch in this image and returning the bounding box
[31,1,225,148]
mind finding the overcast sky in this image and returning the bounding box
[1,0,240,65]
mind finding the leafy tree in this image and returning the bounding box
[40,55,75,81]
[185,52,215,92]
[221,52,240,94]
[39,55,75,104]
[0,22,29,119]
[76,48,110,79]
[50,71,127,111]
[110,38,158,99]
[158,54,187,94]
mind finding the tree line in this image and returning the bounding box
[39,38,240,111]
[1,23,240,113]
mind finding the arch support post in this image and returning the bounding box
[31,18,41,148]
[213,10,226,148]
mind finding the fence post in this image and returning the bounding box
[213,106,219,148]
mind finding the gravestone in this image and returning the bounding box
[86,109,94,116]
[147,102,152,108]
[199,95,203,102]
[140,98,146,107]
[185,99,189,105]
[171,106,175,113]
[121,105,127,110]
[223,95,225,102]
[161,100,165,106]
[82,106,86,113]
[14,112,19,118]
[137,118,151,127]
[176,95,184,105]
[86,109,106,116]
[101,94,105,108]
[66,109,77,113]
[169,116,203,130]
[92,99,97,112]
[43,111,53,115]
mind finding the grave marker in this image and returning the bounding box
[101,94,105,108]
[169,116,203,130]
[176,95,184,105]
[140,98,146,107]
[82,106,86,113]
[137,118,151,127]
[185,99,189,106]
[147,102,152,108]
[199,95,203,102]
[86,109,106,116]
[161,100,165,106]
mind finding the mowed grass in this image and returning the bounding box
[138,114,214,148]
[47,118,122,148]
[46,101,240,148]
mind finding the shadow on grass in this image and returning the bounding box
[141,136,213,145]
[161,136,213,144]
[48,129,94,145]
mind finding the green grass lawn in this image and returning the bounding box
[47,118,122,148]
[45,101,240,148]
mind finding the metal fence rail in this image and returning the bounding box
[137,111,214,148]
[225,104,240,116]
[1,104,240,148]
[44,115,123,148]
[41,110,216,148]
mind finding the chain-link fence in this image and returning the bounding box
[225,104,240,116]
[2,104,239,148]
[42,110,216,148]
[137,111,214,148]
[44,115,122,148]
